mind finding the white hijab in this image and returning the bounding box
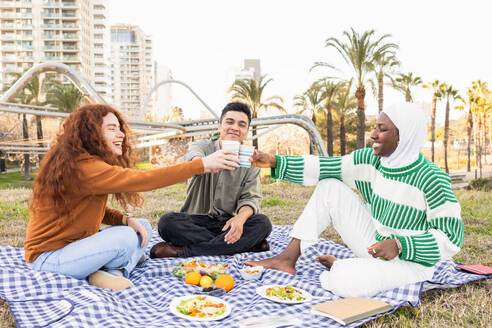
[380,103,427,168]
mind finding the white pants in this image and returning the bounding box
[291,179,435,297]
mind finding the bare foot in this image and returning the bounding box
[244,238,301,275]
[315,254,337,269]
[244,256,297,275]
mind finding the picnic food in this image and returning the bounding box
[172,259,228,280]
[176,295,227,318]
[214,274,234,292]
[265,285,306,301]
[200,275,214,288]
[185,271,202,286]
[239,266,264,280]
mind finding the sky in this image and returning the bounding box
[108,0,492,121]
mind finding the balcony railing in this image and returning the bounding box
[41,24,61,28]
[3,13,33,18]
[42,45,60,50]
[43,56,61,60]
[41,13,60,18]
[62,45,77,50]
[42,33,59,39]
[61,2,78,8]
[62,56,79,61]
[0,34,16,40]
[61,12,77,18]
[62,34,78,40]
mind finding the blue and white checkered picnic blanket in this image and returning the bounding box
[0,225,487,328]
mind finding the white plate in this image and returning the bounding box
[256,284,312,304]
[169,294,231,321]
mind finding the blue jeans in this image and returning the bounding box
[28,219,152,279]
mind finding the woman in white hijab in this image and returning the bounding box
[245,103,464,297]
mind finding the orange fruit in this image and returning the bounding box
[214,274,234,292]
[184,271,202,285]
[199,275,213,288]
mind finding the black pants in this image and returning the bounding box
[157,212,272,257]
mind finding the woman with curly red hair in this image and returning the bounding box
[25,104,238,290]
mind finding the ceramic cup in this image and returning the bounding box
[221,140,240,158]
[239,144,255,167]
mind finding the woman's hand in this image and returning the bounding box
[367,239,399,260]
[250,150,277,168]
[127,217,148,248]
[202,150,239,173]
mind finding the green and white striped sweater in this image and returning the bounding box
[272,148,463,267]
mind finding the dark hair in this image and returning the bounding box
[220,102,251,124]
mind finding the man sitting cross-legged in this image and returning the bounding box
[150,102,272,258]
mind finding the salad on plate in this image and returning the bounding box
[170,295,230,321]
[256,284,312,304]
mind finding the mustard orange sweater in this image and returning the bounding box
[24,153,204,263]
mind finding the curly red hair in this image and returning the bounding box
[31,104,143,216]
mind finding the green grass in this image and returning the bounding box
[261,196,293,208]
[0,171,36,189]
[0,180,490,327]
[0,201,29,221]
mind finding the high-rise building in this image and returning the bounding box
[243,59,261,82]
[110,24,154,120]
[231,59,261,83]
[153,62,172,120]
[90,0,110,101]
[0,0,111,98]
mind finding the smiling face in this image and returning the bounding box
[102,113,125,156]
[370,113,399,157]
[218,110,249,143]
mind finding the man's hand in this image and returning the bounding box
[202,150,239,173]
[250,150,277,168]
[222,215,246,244]
[127,217,148,248]
[367,239,399,260]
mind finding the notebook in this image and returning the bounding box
[456,264,492,275]
[312,297,393,325]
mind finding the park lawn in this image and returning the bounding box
[0,180,490,327]
[0,171,36,190]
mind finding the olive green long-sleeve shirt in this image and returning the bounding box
[180,137,262,221]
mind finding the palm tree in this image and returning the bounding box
[469,80,491,175]
[229,75,285,148]
[456,90,476,172]
[294,83,324,154]
[392,72,422,102]
[45,82,84,113]
[369,52,400,113]
[334,80,357,155]
[167,106,184,122]
[23,75,55,163]
[1,73,36,179]
[314,28,398,148]
[317,79,342,156]
[440,84,460,173]
[294,82,324,126]
[423,80,445,162]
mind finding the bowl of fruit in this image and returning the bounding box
[172,259,228,280]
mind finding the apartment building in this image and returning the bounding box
[0,0,111,101]
[110,24,154,120]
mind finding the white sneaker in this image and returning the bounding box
[88,270,133,291]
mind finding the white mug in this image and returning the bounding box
[221,140,240,158]
[239,145,255,167]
